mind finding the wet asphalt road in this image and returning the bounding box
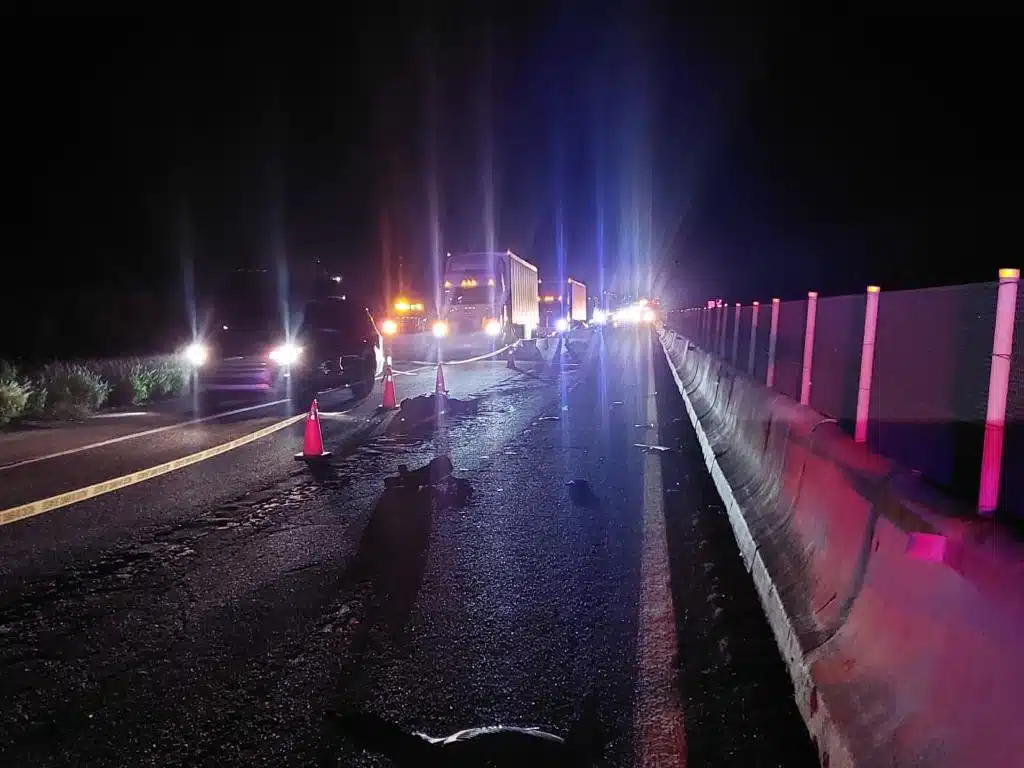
[0,329,815,767]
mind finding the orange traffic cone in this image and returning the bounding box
[435,363,447,395]
[294,399,331,461]
[380,365,399,410]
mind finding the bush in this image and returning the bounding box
[38,362,110,419]
[146,357,189,399]
[89,356,188,407]
[0,379,29,425]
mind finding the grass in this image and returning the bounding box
[0,354,190,424]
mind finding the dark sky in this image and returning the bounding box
[12,10,1023,358]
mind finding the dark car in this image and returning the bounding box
[196,296,384,409]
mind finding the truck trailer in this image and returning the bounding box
[567,278,587,325]
[441,251,540,341]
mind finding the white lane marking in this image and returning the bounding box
[0,413,305,527]
[0,399,290,472]
[635,334,688,767]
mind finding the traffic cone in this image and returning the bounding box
[294,399,331,461]
[380,365,399,410]
[435,363,447,395]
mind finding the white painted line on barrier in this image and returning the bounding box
[0,413,305,527]
[0,399,290,472]
[635,335,687,767]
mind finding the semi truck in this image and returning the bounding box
[441,251,540,341]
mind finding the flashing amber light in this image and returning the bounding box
[808,291,819,298]
[460,278,478,288]
[999,268,1020,279]
[867,285,881,293]
[394,300,410,312]
[753,301,760,306]
[488,278,495,286]
[410,302,424,312]
[444,280,452,289]
[772,298,780,304]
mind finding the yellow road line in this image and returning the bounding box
[0,399,290,472]
[0,414,304,527]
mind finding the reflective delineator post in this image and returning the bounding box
[766,298,781,388]
[978,268,1020,516]
[717,300,727,357]
[731,303,741,364]
[748,301,760,375]
[854,286,881,444]
[800,291,818,406]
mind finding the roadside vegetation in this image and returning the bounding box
[0,356,189,425]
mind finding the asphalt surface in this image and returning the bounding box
[0,328,815,767]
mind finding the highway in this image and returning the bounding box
[0,329,816,767]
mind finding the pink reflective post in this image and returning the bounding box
[766,298,780,387]
[748,301,760,375]
[854,286,881,444]
[720,303,729,360]
[800,292,818,406]
[978,268,1021,516]
[731,303,741,364]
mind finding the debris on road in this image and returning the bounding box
[538,416,561,422]
[567,479,600,509]
[387,393,481,434]
[633,443,675,454]
[383,456,473,509]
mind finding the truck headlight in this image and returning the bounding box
[381,319,398,336]
[432,320,449,338]
[269,343,303,365]
[555,318,569,333]
[484,319,502,336]
[183,342,208,367]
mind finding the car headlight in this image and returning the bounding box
[183,342,208,366]
[592,309,607,325]
[432,320,449,338]
[642,309,655,323]
[555,318,569,333]
[381,319,398,336]
[484,319,502,337]
[269,343,303,365]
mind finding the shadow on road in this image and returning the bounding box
[352,484,434,640]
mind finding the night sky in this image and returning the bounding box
[12,10,1022,359]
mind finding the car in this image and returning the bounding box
[195,296,384,410]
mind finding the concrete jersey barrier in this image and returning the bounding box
[657,324,1024,768]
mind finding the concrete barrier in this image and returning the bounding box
[658,324,1024,768]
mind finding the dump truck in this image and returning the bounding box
[441,251,540,341]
